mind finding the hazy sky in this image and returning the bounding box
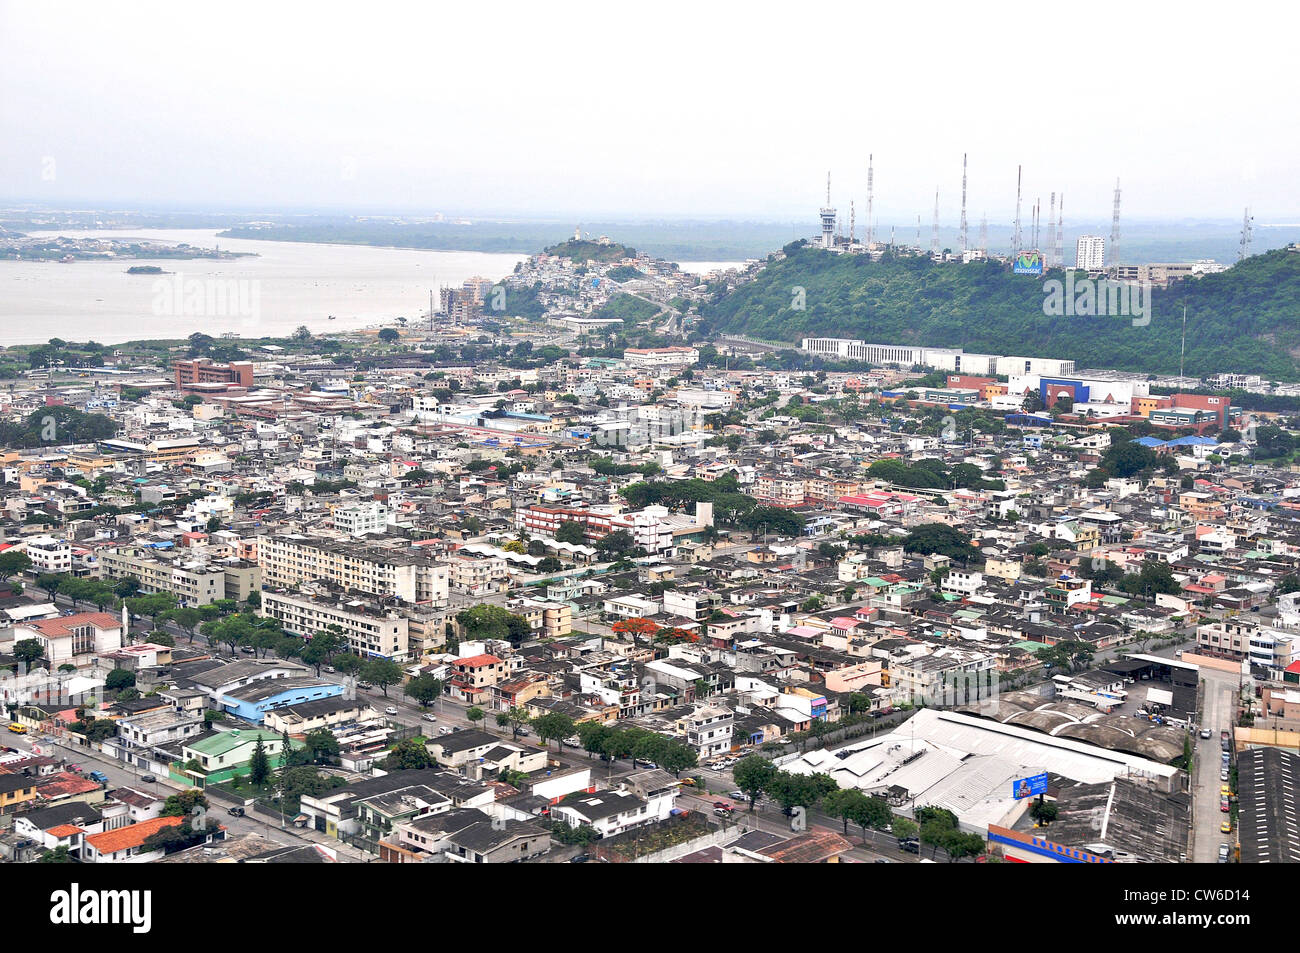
[2,1,1296,223]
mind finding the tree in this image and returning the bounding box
[555,520,587,545]
[170,607,202,643]
[403,674,443,708]
[0,550,32,581]
[732,754,776,811]
[533,712,575,751]
[160,789,208,818]
[302,626,344,675]
[249,738,271,785]
[105,669,136,692]
[360,658,403,698]
[377,328,400,343]
[382,738,434,770]
[892,816,919,842]
[611,617,658,642]
[466,706,486,731]
[13,638,46,670]
[822,788,866,836]
[292,325,313,343]
[332,653,363,677]
[39,845,74,863]
[496,706,532,741]
[304,729,341,765]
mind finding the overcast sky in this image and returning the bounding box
[2,1,1295,224]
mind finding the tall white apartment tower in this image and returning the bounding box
[1075,235,1106,270]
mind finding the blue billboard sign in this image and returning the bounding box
[1013,249,1044,275]
[1012,772,1049,799]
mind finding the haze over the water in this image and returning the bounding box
[2,1,1296,223]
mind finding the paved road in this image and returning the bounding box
[1192,668,1240,863]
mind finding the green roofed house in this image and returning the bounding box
[172,728,303,786]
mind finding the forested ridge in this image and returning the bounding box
[698,244,1300,380]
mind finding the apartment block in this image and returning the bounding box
[258,535,448,606]
[260,589,410,660]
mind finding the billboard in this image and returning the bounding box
[1012,772,1049,799]
[1013,249,1044,275]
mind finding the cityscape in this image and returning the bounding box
[0,0,1293,929]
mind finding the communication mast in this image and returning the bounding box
[979,214,988,254]
[931,189,941,256]
[1048,193,1057,267]
[1056,194,1064,268]
[1110,178,1122,269]
[959,153,968,254]
[866,154,874,246]
[1013,164,1023,256]
[1238,207,1254,261]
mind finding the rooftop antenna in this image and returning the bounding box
[866,154,874,246]
[1110,177,1122,270]
[1013,164,1023,256]
[931,189,941,256]
[959,153,968,254]
[1238,207,1254,261]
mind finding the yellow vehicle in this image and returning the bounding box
[1220,818,1232,834]
[7,723,27,734]
[1221,784,1232,797]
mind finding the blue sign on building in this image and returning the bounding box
[1012,772,1049,799]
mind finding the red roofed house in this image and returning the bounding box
[446,654,505,704]
[13,612,123,669]
[82,815,184,864]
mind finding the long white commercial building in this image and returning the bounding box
[800,338,1075,377]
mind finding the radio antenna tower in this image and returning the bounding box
[1110,178,1122,269]
[1238,207,1254,261]
[1013,165,1023,256]
[1032,198,1040,250]
[915,215,922,249]
[931,189,941,256]
[1048,193,1056,267]
[849,200,856,244]
[979,214,988,254]
[866,154,874,246]
[1056,193,1064,268]
[959,153,968,254]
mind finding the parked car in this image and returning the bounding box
[228,806,245,817]
[899,839,920,854]
[1220,818,1232,834]
[1220,768,1230,781]
[7,723,27,734]
[727,790,746,801]
[712,801,733,811]
[385,706,399,716]
[1200,728,1212,739]
[713,808,733,818]
[422,713,438,722]
[1220,796,1231,812]
[140,775,155,783]
[87,771,109,784]
[569,854,589,863]
[438,726,452,735]
[324,666,335,674]
[1218,844,1230,863]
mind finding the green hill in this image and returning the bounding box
[543,239,636,263]
[698,243,1300,380]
